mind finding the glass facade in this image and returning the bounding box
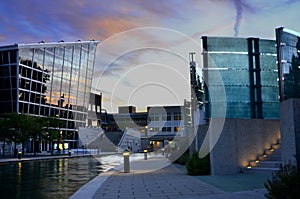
[276,27,300,101]
[202,36,279,119]
[0,41,99,147]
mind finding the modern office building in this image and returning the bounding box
[97,105,187,151]
[200,36,282,175]
[147,105,185,150]
[0,40,99,150]
[202,36,279,119]
[112,106,147,133]
[87,92,102,127]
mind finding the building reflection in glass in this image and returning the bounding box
[276,27,300,101]
[0,41,99,150]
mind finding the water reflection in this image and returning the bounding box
[0,157,106,199]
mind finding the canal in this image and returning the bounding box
[0,155,122,199]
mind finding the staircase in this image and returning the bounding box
[245,139,282,175]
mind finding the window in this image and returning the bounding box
[162,127,171,132]
[174,127,181,132]
[149,113,159,121]
[167,113,171,121]
[174,112,182,120]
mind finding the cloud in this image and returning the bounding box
[1,0,300,112]
[89,17,137,39]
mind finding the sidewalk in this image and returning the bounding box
[71,154,268,199]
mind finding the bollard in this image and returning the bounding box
[123,150,130,173]
[162,148,165,156]
[17,151,22,159]
[144,149,148,160]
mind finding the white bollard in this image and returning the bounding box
[144,149,148,160]
[123,150,130,173]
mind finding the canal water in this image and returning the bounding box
[0,155,122,199]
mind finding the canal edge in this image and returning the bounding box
[69,164,122,199]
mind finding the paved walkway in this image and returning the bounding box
[71,154,268,199]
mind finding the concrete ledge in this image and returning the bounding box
[70,169,117,199]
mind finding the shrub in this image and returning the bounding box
[186,152,210,175]
[174,151,189,165]
[264,162,300,199]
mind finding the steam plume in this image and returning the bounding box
[233,0,242,37]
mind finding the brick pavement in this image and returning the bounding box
[91,155,224,199]
[71,154,267,199]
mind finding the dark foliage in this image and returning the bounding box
[264,162,300,199]
[186,152,210,175]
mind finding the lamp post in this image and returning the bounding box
[123,150,130,173]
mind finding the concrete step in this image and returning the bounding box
[245,142,282,175]
[256,161,282,168]
[265,152,282,161]
[245,167,279,175]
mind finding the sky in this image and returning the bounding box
[0,0,299,113]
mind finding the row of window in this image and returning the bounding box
[149,112,182,121]
[0,50,18,65]
[149,126,182,132]
[19,101,87,118]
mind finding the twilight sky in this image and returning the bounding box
[0,0,299,112]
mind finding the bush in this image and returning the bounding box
[264,162,300,199]
[186,152,210,175]
[174,152,189,165]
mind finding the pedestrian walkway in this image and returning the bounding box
[71,154,268,199]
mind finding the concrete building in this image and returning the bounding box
[147,105,185,150]
[112,106,147,134]
[96,105,190,152]
[0,40,99,153]
[87,92,102,127]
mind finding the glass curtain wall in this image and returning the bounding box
[202,37,279,119]
[276,27,300,101]
[0,46,18,113]
[0,41,98,149]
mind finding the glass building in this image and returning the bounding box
[202,36,279,119]
[276,27,300,101]
[0,40,99,148]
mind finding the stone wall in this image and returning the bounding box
[280,99,300,165]
[209,118,280,175]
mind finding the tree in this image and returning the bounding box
[0,117,12,156]
[0,113,63,156]
[0,113,27,156]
